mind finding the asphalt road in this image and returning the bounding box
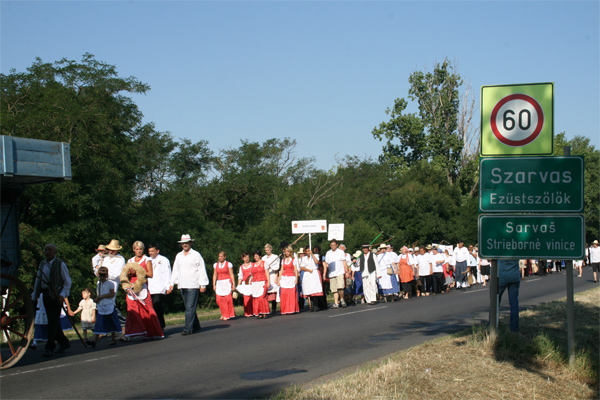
[1,271,596,399]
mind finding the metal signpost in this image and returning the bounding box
[479,83,583,364]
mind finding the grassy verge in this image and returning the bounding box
[269,287,600,400]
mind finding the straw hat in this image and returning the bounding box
[353,250,362,258]
[178,234,195,243]
[593,240,599,245]
[106,239,122,251]
[378,243,388,250]
[95,244,107,252]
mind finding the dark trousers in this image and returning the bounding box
[499,281,520,332]
[432,272,445,293]
[151,293,166,330]
[419,275,432,293]
[180,289,201,333]
[42,290,69,351]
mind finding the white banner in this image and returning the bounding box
[291,220,327,234]
[327,224,345,241]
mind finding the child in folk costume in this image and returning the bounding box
[299,247,324,312]
[88,267,121,347]
[71,288,96,339]
[212,251,235,320]
[278,246,299,315]
[236,253,254,317]
[122,241,163,340]
[251,250,271,318]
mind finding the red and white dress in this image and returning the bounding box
[237,264,254,316]
[214,261,235,320]
[250,261,270,316]
[125,255,163,339]
[279,257,299,315]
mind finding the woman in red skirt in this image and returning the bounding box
[123,241,164,340]
[236,253,254,317]
[278,245,299,315]
[212,251,235,320]
[251,250,270,319]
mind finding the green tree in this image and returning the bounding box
[1,54,155,304]
[373,59,465,185]
[553,133,599,243]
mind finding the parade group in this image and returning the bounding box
[31,234,600,357]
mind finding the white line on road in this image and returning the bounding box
[328,306,387,318]
[459,288,487,294]
[1,355,119,378]
[525,278,542,283]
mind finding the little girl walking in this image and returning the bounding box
[71,288,96,340]
[87,267,121,347]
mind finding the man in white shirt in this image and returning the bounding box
[416,246,432,296]
[169,234,209,335]
[31,244,72,357]
[430,247,446,294]
[356,243,381,304]
[147,242,171,331]
[323,239,349,308]
[452,240,470,289]
[467,245,478,285]
[586,240,600,282]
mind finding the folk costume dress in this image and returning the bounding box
[398,253,415,295]
[124,255,163,339]
[214,261,235,320]
[237,264,254,316]
[263,253,280,303]
[250,261,270,316]
[94,280,121,335]
[279,257,299,315]
[299,256,324,298]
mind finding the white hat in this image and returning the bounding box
[378,243,388,250]
[178,234,195,243]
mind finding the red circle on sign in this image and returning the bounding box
[490,94,544,146]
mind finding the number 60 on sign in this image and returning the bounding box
[481,83,554,156]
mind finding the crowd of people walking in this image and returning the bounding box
[31,235,599,356]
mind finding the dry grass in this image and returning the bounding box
[271,287,599,400]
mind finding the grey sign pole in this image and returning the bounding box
[489,259,498,340]
[564,146,575,366]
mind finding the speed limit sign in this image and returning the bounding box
[481,83,553,155]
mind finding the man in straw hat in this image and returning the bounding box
[586,240,600,282]
[92,244,107,276]
[31,244,72,357]
[104,240,126,298]
[168,234,209,335]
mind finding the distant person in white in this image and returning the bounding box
[586,240,600,282]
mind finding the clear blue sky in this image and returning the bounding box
[2,1,598,170]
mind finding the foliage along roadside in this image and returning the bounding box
[2,54,597,316]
